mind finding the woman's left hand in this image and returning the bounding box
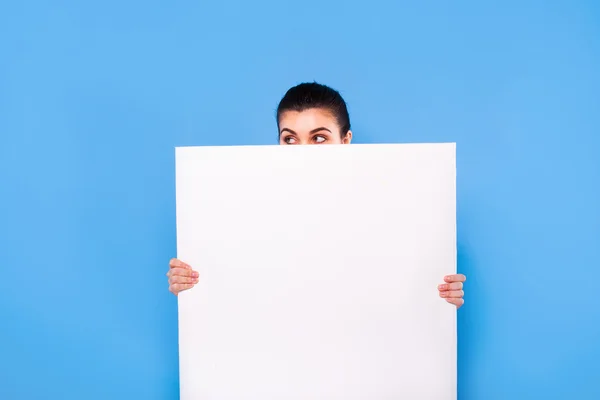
[438,274,466,309]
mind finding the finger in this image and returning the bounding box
[444,274,466,283]
[439,290,464,298]
[446,298,464,308]
[439,289,464,298]
[168,275,199,285]
[170,268,199,278]
[169,258,191,270]
[170,283,195,295]
[438,282,463,291]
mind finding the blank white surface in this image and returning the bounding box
[176,143,456,400]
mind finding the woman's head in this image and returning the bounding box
[277,82,352,145]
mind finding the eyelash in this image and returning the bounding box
[283,135,327,144]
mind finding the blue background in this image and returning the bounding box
[1,1,599,399]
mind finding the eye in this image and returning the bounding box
[313,135,327,144]
[283,136,297,144]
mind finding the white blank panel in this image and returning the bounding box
[176,143,456,400]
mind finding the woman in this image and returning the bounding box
[167,82,467,308]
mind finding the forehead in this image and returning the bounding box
[278,108,338,131]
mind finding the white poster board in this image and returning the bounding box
[176,143,456,400]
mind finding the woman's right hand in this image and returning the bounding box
[167,258,199,296]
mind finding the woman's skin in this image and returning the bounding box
[167,108,467,308]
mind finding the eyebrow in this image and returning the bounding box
[279,127,332,135]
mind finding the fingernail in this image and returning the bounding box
[192,271,199,278]
[439,291,447,297]
[193,278,199,283]
[438,284,446,290]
